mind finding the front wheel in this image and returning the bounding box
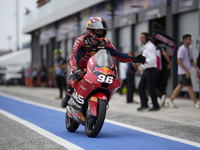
[65,110,79,132]
[85,99,106,137]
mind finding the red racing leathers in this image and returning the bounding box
[67,34,133,94]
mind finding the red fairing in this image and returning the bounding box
[88,93,107,117]
[88,97,98,117]
[92,92,107,101]
[72,50,121,104]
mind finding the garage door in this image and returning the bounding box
[118,26,131,53]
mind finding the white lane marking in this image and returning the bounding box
[0,92,65,113]
[0,92,83,150]
[0,109,84,150]
[105,120,200,148]
[1,92,200,148]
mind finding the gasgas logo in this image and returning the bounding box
[94,67,115,76]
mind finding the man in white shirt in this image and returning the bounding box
[137,32,160,111]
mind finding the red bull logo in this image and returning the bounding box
[94,67,115,75]
[76,112,85,122]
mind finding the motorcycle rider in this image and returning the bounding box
[61,17,146,108]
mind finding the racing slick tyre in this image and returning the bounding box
[65,110,80,132]
[85,99,106,137]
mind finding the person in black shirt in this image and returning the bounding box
[54,49,67,99]
[40,65,48,87]
[126,51,141,103]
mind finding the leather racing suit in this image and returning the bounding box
[66,34,133,95]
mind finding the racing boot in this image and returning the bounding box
[60,94,70,108]
[60,85,74,108]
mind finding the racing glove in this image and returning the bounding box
[131,54,146,64]
[74,68,84,78]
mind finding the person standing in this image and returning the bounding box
[151,38,172,107]
[156,46,172,107]
[54,49,67,99]
[40,65,48,87]
[32,65,38,87]
[126,62,141,103]
[137,32,160,111]
[24,67,31,87]
[126,51,141,103]
[167,34,200,108]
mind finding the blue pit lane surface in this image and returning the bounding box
[0,94,199,150]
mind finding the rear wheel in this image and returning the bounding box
[65,110,79,132]
[85,99,106,137]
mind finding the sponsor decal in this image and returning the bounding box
[94,67,115,84]
[92,18,99,21]
[76,112,85,121]
[90,97,98,102]
[98,46,105,49]
[80,85,87,91]
[87,20,92,28]
[71,90,85,109]
[89,59,93,65]
[155,33,174,47]
[90,51,96,56]
[85,79,92,84]
[94,67,115,76]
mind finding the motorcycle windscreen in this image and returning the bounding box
[93,50,114,69]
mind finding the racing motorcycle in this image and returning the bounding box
[65,49,121,137]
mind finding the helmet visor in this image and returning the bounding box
[92,21,107,29]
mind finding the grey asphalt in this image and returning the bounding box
[0,85,200,149]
